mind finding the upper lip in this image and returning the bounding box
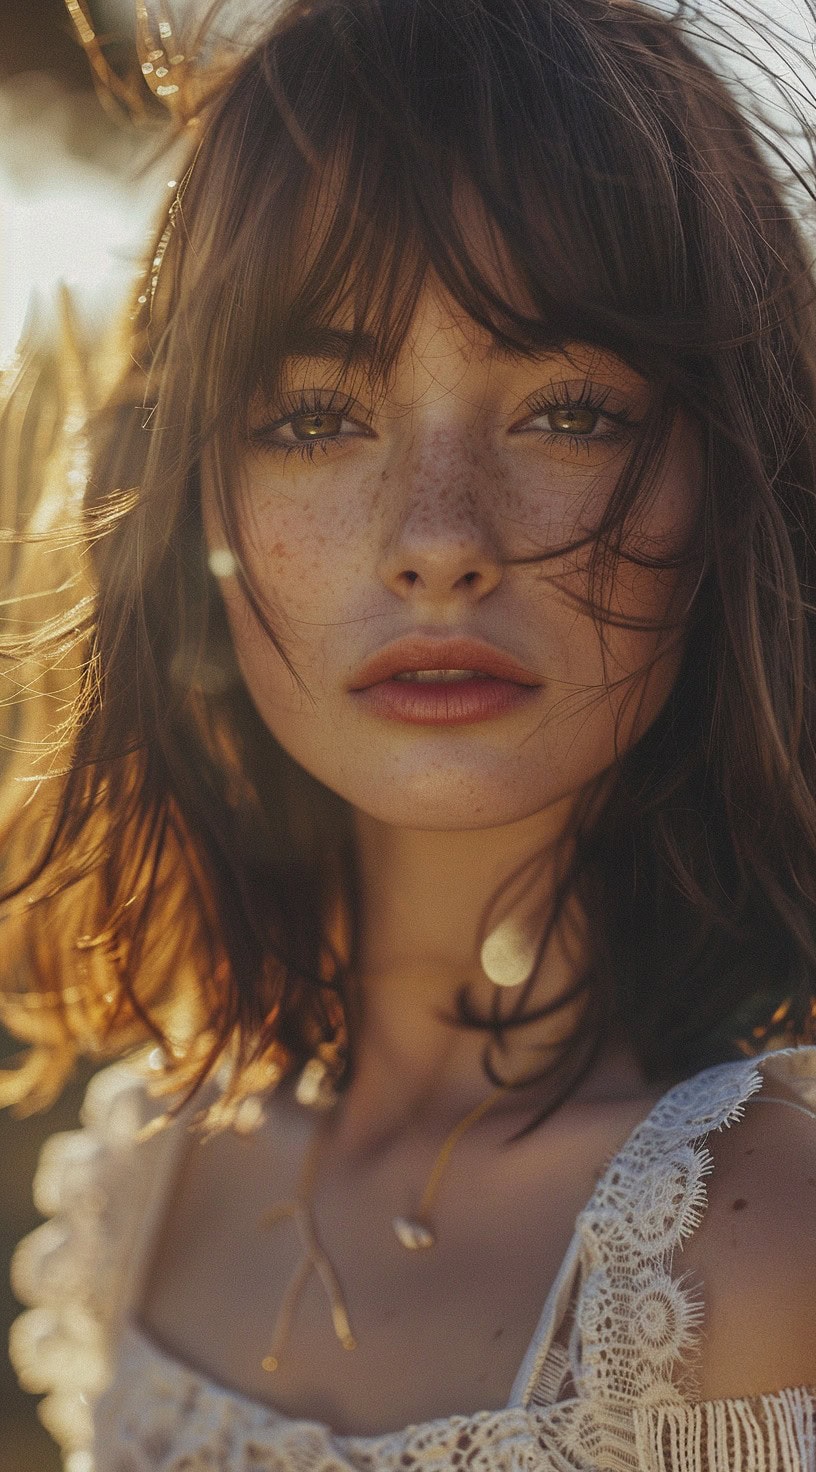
[348,636,541,690]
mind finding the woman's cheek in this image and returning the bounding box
[212,492,368,722]
[239,467,374,619]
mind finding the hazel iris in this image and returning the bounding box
[292,413,344,440]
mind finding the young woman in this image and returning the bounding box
[4,0,816,1466]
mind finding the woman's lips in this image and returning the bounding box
[347,637,542,725]
[351,674,540,725]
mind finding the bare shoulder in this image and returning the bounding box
[677,1061,816,1401]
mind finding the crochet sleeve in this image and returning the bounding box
[8,1058,182,1464]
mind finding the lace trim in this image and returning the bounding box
[10,1060,185,1455]
[633,1387,816,1472]
[522,1055,764,1412]
[90,1331,816,1472]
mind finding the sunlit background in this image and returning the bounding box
[0,5,172,1468]
[0,1,178,369]
[0,0,813,1468]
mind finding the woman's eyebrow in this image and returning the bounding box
[486,340,561,365]
[276,328,645,388]
[279,326,379,365]
[482,341,646,387]
[278,326,570,368]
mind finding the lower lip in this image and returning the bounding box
[352,677,540,725]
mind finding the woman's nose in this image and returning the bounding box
[377,443,505,605]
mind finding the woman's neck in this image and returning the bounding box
[341,797,604,1136]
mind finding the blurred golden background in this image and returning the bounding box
[0,5,166,1467]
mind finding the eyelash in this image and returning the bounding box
[248,383,637,465]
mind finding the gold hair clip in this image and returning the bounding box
[64,0,151,121]
[134,1,189,105]
[64,0,235,125]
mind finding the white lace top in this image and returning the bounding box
[9,1044,816,1472]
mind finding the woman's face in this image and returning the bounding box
[204,286,702,831]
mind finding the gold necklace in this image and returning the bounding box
[391,1085,506,1249]
[259,1081,507,1373]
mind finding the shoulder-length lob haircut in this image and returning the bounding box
[1,0,816,1124]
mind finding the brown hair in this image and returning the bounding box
[2,0,816,1127]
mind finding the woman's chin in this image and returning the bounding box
[314,766,573,833]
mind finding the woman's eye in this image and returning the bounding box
[514,393,636,453]
[248,403,370,462]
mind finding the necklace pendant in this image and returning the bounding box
[392,1215,436,1250]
